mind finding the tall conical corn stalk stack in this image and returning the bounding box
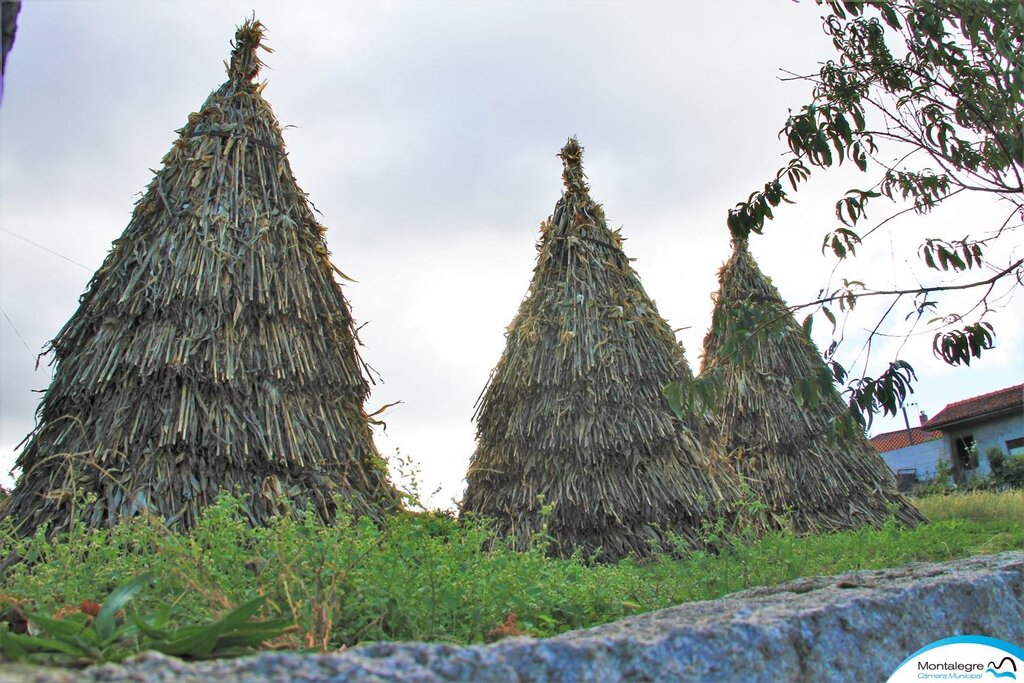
[463,138,741,561]
[1,19,398,536]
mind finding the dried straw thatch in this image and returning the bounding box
[1,19,397,536]
[463,138,739,561]
[700,238,926,533]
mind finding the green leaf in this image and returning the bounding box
[155,621,227,658]
[2,630,89,658]
[24,544,40,564]
[95,572,156,644]
[923,246,936,269]
[224,619,294,636]
[878,3,902,29]
[215,621,293,649]
[25,612,96,644]
[828,359,848,384]
[215,596,268,631]
[130,610,171,641]
[0,629,29,661]
[662,382,686,419]
[149,597,269,659]
[822,306,837,332]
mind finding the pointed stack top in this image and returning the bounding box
[227,17,269,88]
[558,136,590,199]
[544,137,613,252]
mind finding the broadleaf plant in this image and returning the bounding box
[0,572,292,666]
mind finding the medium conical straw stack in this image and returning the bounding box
[463,138,740,561]
[700,238,926,533]
[1,19,397,536]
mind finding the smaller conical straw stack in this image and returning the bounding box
[700,237,927,533]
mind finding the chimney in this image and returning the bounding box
[919,411,928,426]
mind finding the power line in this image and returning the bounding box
[0,303,37,361]
[0,227,92,271]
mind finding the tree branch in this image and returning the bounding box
[790,258,1024,311]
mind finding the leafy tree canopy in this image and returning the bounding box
[719,0,1023,428]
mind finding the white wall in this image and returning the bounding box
[880,440,945,480]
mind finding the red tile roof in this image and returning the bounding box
[869,427,941,453]
[923,383,1023,430]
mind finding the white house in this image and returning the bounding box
[922,383,1024,483]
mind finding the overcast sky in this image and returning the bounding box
[1,1,1021,506]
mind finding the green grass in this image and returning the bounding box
[914,489,1024,523]
[1,491,1021,652]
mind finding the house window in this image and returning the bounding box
[1008,437,1024,458]
[954,436,977,470]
